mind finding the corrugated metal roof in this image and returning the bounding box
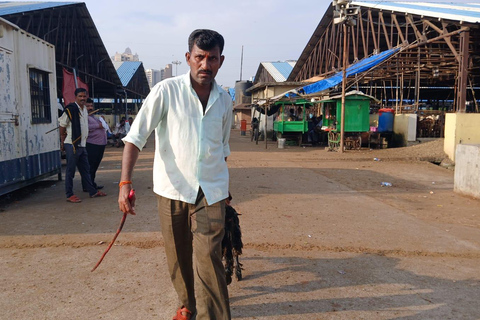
[0,2,76,15]
[114,61,142,87]
[261,61,296,82]
[352,1,480,24]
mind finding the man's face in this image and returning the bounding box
[86,102,94,112]
[186,44,224,87]
[75,92,88,106]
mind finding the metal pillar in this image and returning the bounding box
[457,30,469,113]
[340,23,348,153]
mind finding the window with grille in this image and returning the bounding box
[29,68,51,124]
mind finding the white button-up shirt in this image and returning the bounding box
[124,72,233,205]
[58,102,89,147]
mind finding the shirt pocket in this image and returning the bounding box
[202,116,223,144]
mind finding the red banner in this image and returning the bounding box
[62,68,89,105]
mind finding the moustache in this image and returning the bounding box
[198,70,212,75]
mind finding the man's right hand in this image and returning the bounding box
[118,142,140,215]
[118,184,136,215]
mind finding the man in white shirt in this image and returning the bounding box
[125,117,133,134]
[118,29,232,320]
[59,88,107,202]
[112,117,127,147]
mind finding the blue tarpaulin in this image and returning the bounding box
[256,46,401,105]
[294,47,400,96]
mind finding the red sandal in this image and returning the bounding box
[67,195,82,203]
[172,306,192,320]
[90,191,107,198]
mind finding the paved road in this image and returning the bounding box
[1,130,479,319]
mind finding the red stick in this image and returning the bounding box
[91,189,135,272]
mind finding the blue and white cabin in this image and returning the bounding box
[0,17,61,196]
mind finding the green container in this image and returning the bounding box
[273,100,310,134]
[322,94,371,132]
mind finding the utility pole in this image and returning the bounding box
[73,54,84,89]
[240,45,244,81]
[340,23,348,153]
[92,58,107,101]
[333,0,357,153]
[172,60,181,76]
[124,89,128,119]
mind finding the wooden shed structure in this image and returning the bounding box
[288,1,480,115]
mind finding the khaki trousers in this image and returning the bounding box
[157,189,231,320]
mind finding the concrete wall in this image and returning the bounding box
[99,114,138,132]
[233,110,251,129]
[444,113,480,161]
[394,114,417,145]
[454,144,480,199]
[99,114,116,131]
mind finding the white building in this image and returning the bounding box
[145,68,162,88]
[145,64,174,88]
[0,17,61,195]
[111,47,139,62]
[163,64,173,79]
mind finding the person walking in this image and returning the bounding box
[59,88,107,203]
[82,98,107,191]
[118,29,232,320]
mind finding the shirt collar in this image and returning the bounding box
[75,101,85,111]
[183,71,223,96]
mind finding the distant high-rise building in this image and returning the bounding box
[112,47,139,62]
[145,69,163,88]
[145,64,174,88]
[163,64,173,79]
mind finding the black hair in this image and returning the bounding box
[74,88,87,96]
[188,29,224,54]
[86,98,93,103]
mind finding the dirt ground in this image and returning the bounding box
[1,130,480,320]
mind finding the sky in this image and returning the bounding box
[13,0,473,88]
[78,0,476,88]
[80,0,330,88]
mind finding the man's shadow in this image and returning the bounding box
[229,254,480,319]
